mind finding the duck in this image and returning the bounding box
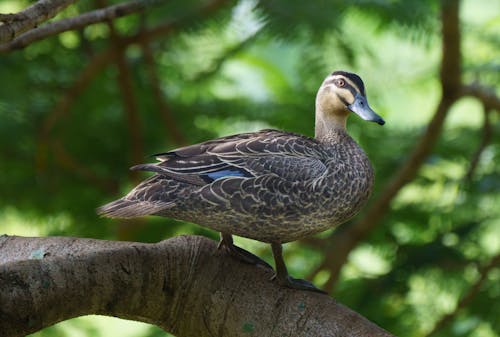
[97,70,385,292]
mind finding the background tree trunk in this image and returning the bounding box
[0,235,394,337]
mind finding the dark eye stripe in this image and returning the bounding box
[325,78,360,98]
[331,71,366,96]
[335,92,349,106]
[343,83,358,97]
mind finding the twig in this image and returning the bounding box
[96,0,145,182]
[425,254,500,337]
[120,0,230,45]
[1,0,231,53]
[36,49,115,174]
[461,83,500,112]
[141,40,186,145]
[465,106,492,181]
[0,0,77,43]
[114,53,145,182]
[37,0,229,145]
[51,139,118,193]
[36,0,230,181]
[41,50,114,136]
[192,33,259,82]
[0,0,155,52]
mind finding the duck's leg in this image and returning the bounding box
[218,232,272,269]
[271,242,326,293]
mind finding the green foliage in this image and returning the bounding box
[0,0,499,336]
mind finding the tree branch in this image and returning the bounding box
[317,0,463,292]
[0,235,394,337]
[0,0,154,52]
[50,139,118,193]
[32,0,229,209]
[35,0,229,177]
[99,0,145,183]
[461,83,500,112]
[141,40,186,145]
[465,105,492,181]
[0,0,77,43]
[0,0,232,53]
[36,49,116,191]
[192,32,259,82]
[119,0,230,45]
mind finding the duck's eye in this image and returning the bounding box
[335,79,345,87]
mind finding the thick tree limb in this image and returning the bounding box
[0,0,77,43]
[0,235,394,337]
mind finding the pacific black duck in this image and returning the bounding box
[98,70,385,292]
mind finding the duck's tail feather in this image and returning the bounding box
[97,198,169,218]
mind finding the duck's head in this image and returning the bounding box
[315,71,384,137]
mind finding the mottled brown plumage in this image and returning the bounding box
[98,71,385,292]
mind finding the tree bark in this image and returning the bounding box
[0,0,77,43]
[0,235,394,337]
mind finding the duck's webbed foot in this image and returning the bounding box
[271,242,326,294]
[271,273,326,293]
[218,232,272,269]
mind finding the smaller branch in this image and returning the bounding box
[115,52,144,182]
[141,40,186,145]
[41,50,114,136]
[312,0,464,293]
[35,0,230,189]
[0,0,230,53]
[425,254,500,337]
[299,236,329,249]
[0,14,23,23]
[99,1,145,182]
[120,0,229,45]
[465,106,492,181]
[35,0,228,152]
[192,33,259,82]
[461,83,500,112]
[0,0,77,43]
[50,140,118,194]
[0,0,155,52]
[36,49,114,175]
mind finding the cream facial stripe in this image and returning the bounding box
[335,91,350,106]
[325,75,362,97]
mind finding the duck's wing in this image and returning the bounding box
[97,129,328,218]
[132,129,328,184]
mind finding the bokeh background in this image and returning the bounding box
[0,0,499,336]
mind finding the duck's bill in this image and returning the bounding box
[348,94,385,125]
